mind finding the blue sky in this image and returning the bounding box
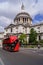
[0,0,43,32]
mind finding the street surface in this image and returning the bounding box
[0,48,43,65]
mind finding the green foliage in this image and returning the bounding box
[29,28,37,45]
[39,40,43,43]
[19,33,27,45]
[30,45,34,48]
[39,40,43,46]
[29,45,37,48]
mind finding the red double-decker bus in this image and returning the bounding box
[3,36,20,52]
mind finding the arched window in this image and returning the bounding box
[11,27,12,32]
[23,18,24,22]
[25,18,26,21]
[19,18,20,21]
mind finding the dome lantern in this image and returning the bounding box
[21,3,25,10]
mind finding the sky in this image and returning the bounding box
[0,0,43,32]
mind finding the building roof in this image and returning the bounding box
[5,21,43,30]
[4,23,30,29]
[31,22,43,27]
[4,24,15,29]
[0,32,4,34]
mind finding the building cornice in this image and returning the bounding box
[4,23,30,30]
[31,23,43,27]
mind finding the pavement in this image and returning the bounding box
[0,58,4,65]
[20,47,43,56]
[0,47,43,65]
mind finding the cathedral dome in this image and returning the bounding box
[14,3,32,25]
[14,12,32,21]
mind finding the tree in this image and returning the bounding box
[19,33,27,45]
[29,28,37,45]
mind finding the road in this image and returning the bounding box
[0,48,43,65]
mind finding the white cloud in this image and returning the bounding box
[0,2,20,15]
[0,2,9,13]
[0,0,43,18]
[0,26,4,32]
[26,0,43,18]
[0,0,43,32]
[0,16,13,27]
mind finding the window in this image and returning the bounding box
[23,18,24,22]
[23,27,24,29]
[25,18,26,21]
[16,27,18,29]
[37,27,40,29]
[11,28,12,32]
[38,31,40,33]
[19,18,20,21]
[39,36,41,40]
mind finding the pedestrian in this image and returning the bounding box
[38,44,40,49]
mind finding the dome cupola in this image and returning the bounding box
[14,3,32,25]
[21,3,25,11]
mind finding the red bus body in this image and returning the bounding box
[3,36,20,52]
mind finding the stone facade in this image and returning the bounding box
[4,4,43,42]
